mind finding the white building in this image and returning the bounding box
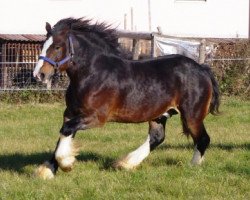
[141,0,249,38]
[0,0,249,38]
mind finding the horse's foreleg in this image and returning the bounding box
[113,115,169,170]
[35,112,82,179]
[54,133,78,172]
[36,133,78,179]
[55,114,102,172]
[54,116,86,172]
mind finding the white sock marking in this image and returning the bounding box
[55,135,75,168]
[162,112,170,118]
[33,37,53,77]
[124,135,150,167]
[191,145,204,165]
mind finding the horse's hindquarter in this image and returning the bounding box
[111,55,213,122]
[107,56,183,122]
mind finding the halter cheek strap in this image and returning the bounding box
[39,35,74,68]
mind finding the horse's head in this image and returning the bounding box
[33,22,73,85]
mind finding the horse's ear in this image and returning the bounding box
[45,22,52,34]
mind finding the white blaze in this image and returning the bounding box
[33,37,53,77]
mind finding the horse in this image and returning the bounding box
[33,18,220,179]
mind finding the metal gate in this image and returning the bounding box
[0,42,41,89]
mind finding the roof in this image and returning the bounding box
[0,34,46,42]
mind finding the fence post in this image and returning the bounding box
[131,7,134,31]
[150,34,156,58]
[132,39,140,60]
[124,14,127,30]
[2,43,8,89]
[199,39,206,64]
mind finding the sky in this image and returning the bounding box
[0,0,149,34]
[0,0,249,38]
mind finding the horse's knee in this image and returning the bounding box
[60,117,85,136]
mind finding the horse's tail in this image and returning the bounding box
[202,64,220,115]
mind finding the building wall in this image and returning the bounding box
[150,0,249,38]
[0,0,248,38]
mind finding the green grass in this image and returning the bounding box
[0,97,249,200]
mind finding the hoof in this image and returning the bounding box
[191,156,204,165]
[112,157,137,170]
[35,161,55,180]
[191,146,204,165]
[57,156,75,172]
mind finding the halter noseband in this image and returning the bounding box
[39,35,74,68]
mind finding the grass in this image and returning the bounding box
[0,97,249,200]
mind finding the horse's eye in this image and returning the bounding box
[55,46,60,50]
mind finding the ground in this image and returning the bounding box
[0,97,249,199]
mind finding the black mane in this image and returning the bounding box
[52,17,121,55]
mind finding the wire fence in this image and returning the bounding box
[0,62,69,90]
[0,39,249,91]
[1,59,248,91]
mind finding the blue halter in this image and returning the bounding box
[39,35,74,68]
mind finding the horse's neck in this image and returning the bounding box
[66,61,90,84]
[65,48,97,84]
[66,33,120,83]
[75,31,121,56]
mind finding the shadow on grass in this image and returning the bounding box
[0,151,115,174]
[77,151,115,170]
[0,152,51,174]
[0,142,249,174]
[159,142,250,151]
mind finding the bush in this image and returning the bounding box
[210,39,250,99]
[0,90,65,104]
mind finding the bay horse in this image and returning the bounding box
[33,18,220,179]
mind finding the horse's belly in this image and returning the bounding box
[109,98,174,123]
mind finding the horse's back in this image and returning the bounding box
[131,54,211,91]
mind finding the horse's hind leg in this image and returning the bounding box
[113,115,169,170]
[191,123,210,165]
[149,116,167,151]
[181,115,210,165]
[149,109,178,151]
